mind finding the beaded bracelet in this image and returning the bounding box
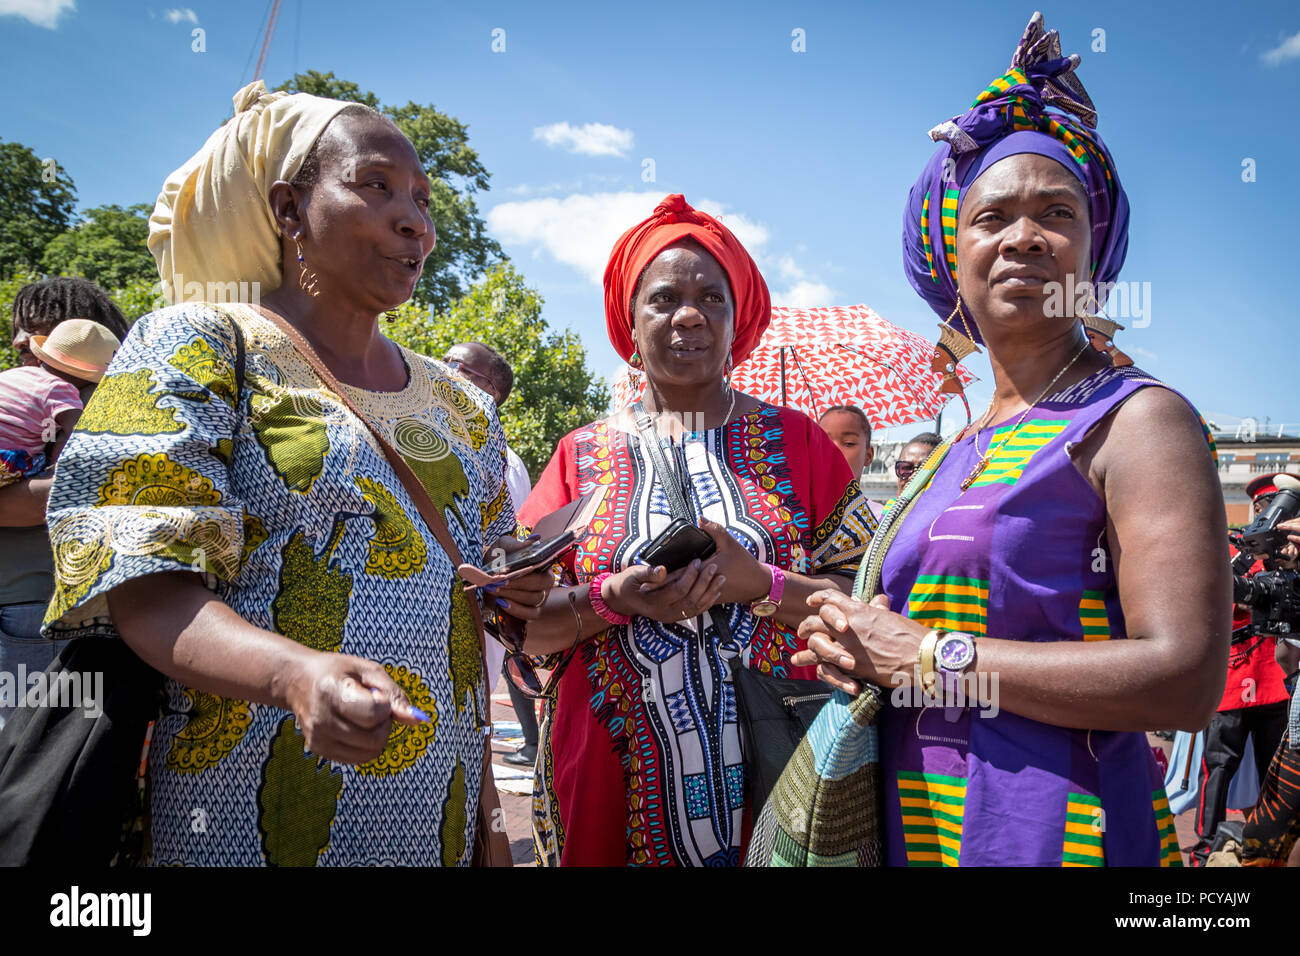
[589,571,632,626]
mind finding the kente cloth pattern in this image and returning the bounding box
[518,405,877,866]
[611,305,977,428]
[902,13,1129,339]
[744,687,883,867]
[42,303,515,866]
[866,365,1206,866]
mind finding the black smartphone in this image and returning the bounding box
[640,518,716,573]
[494,530,576,576]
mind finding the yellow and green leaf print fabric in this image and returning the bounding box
[42,303,515,865]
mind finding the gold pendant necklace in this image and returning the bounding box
[959,341,1091,492]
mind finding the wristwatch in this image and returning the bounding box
[934,631,977,675]
[749,564,785,617]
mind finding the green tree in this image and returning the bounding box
[40,203,155,290]
[275,71,503,314]
[386,264,609,478]
[0,141,77,278]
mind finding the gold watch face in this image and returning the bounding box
[751,600,778,617]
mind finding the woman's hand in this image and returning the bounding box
[792,591,927,693]
[604,560,725,624]
[284,651,427,765]
[697,518,771,605]
[482,535,555,619]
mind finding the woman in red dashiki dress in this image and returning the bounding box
[510,196,877,866]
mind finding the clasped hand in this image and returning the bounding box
[791,590,928,695]
[601,519,773,623]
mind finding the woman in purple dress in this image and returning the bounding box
[794,14,1230,866]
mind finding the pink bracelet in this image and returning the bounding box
[589,572,632,626]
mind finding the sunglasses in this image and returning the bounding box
[493,594,579,699]
[444,358,497,394]
[894,460,918,480]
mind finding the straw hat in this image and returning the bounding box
[30,319,122,383]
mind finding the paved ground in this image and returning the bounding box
[484,689,1271,867]
[486,680,540,866]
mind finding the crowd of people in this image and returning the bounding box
[0,14,1295,868]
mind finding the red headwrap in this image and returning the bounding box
[603,194,771,364]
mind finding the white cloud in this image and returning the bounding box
[533,122,634,158]
[163,7,198,24]
[1262,29,1300,65]
[0,0,74,28]
[488,192,663,283]
[771,280,835,308]
[487,189,833,306]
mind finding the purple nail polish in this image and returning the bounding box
[410,707,431,722]
[483,583,501,593]
[494,596,509,608]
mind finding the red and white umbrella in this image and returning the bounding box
[611,304,977,428]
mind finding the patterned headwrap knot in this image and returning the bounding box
[902,12,1130,344]
[604,194,771,364]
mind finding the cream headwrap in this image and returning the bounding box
[148,80,351,304]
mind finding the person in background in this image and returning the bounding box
[893,431,941,496]
[818,405,874,481]
[0,278,131,730]
[0,320,121,486]
[442,341,538,766]
[1190,472,1295,864]
[819,405,882,518]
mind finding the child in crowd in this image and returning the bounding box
[0,318,120,485]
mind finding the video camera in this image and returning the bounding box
[1231,475,1300,636]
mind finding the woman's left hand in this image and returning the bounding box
[791,591,928,693]
[481,535,554,620]
[697,519,772,605]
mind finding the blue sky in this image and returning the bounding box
[3,0,1298,439]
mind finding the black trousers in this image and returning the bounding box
[503,660,538,748]
[1191,702,1289,865]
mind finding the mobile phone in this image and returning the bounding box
[640,519,716,573]
[460,530,576,589]
[494,531,576,575]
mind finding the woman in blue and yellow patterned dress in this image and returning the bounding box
[41,82,548,865]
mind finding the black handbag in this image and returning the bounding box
[630,403,831,817]
[0,639,163,865]
[0,312,246,866]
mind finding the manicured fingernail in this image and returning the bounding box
[483,583,501,593]
[494,597,509,608]
[525,532,541,541]
[410,707,431,722]
[706,564,717,574]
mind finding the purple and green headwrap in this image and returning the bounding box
[902,12,1130,344]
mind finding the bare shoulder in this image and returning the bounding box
[1073,383,1213,494]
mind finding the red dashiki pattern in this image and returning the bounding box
[518,404,877,866]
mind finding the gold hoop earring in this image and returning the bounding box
[295,237,320,298]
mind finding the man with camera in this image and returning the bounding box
[1191,472,1298,865]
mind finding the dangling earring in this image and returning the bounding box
[295,237,320,298]
[722,352,734,392]
[1077,286,1132,367]
[384,309,400,323]
[944,293,978,346]
[628,348,644,392]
